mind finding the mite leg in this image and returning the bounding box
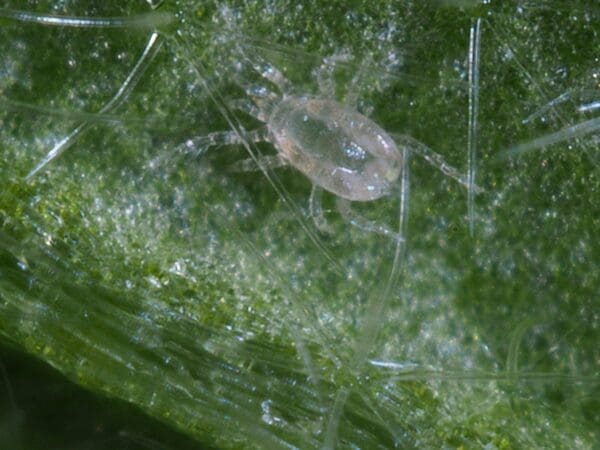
[335,198,404,242]
[228,153,288,173]
[236,47,294,94]
[229,98,267,122]
[315,53,351,99]
[393,133,483,193]
[315,53,370,109]
[173,127,268,159]
[309,186,333,234]
[344,55,371,108]
[230,74,280,114]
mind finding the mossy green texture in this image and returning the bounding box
[0,0,598,448]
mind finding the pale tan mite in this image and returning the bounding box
[268,97,402,202]
[177,55,474,241]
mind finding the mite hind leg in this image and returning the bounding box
[335,198,404,242]
[393,133,483,193]
[309,186,333,234]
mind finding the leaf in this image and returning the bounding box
[1,1,598,448]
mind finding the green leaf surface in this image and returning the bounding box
[1,1,598,448]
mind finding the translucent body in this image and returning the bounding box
[269,97,402,201]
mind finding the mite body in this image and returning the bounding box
[268,97,402,202]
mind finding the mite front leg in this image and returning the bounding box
[174,127,268,159]
[228,153,288,173]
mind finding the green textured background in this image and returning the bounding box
[0,1,598,448]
